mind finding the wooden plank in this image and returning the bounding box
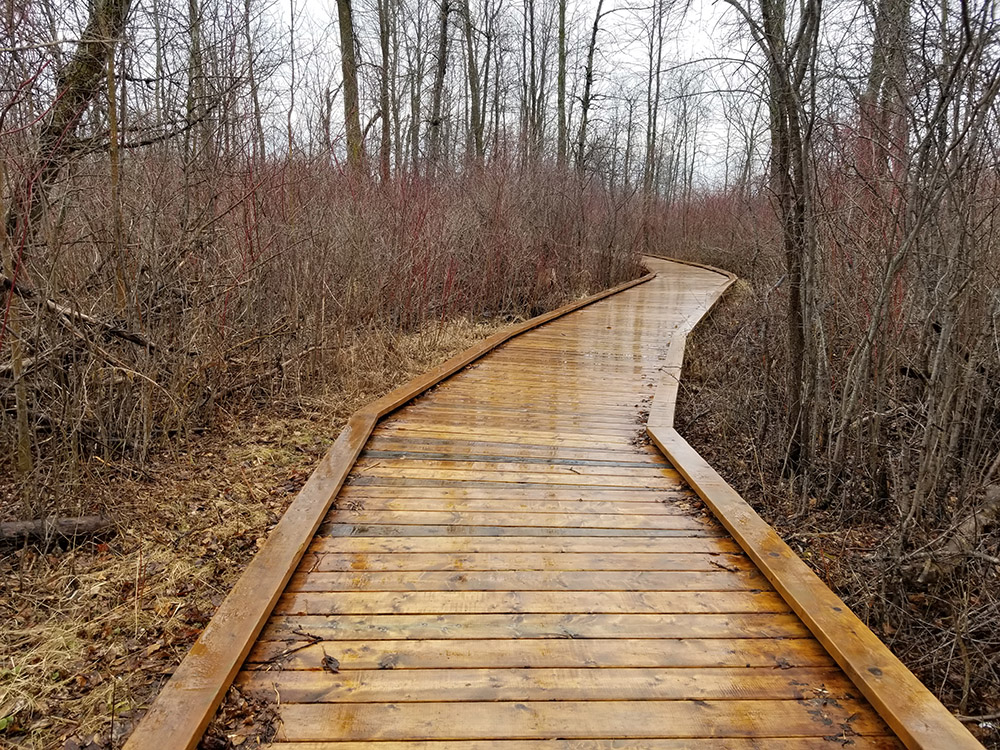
[350,474,679,492]
[358,449,670,468]
[299,551,755,572]
[316,524,723,538]
[415,395,651,415]
[372,425,640,449]
[427,384,654,400]
[431,381,654,396]
[267,740,904,749]
[337,497,690,515]
[363,435,661,460]
[257,612,811,641]
[345,472,681,489]
[501,337,671,350]
[322,510,711,530]
[350,476,694,499]
[275,699,891,742]
[309,535,742,554]
[353,458,675,477]
[450,372,658,387]
[237,665,855,703]
[484,347,667,360]
[248,637,830,670]
[392,417,651,433]
[336,486,690,502]
[286,569,768,592]
[273,590,791,616]
[399,402,652,422]
[410,396,652,414]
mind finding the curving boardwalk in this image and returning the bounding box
[126,257,982,749]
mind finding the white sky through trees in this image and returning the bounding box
[272,0,752,187]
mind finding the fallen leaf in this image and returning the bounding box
[322,652,340,673]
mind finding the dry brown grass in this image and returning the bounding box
[0,315,507,750]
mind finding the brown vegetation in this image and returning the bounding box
[0,316,509,748]
[0,160,642,523]
[663,191,1000,747]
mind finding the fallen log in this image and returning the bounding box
[0,515,114,541]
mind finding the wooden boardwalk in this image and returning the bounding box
[126,258,982,749]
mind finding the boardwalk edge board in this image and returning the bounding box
[642,256,982,750]
[122,272,656,750]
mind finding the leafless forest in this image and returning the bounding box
[2,0,999,744]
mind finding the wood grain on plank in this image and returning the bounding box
[309,536,743,553]
[257,612,812,641]
[267,740,904,750]
[337,497,690,515]
[298,551,754,572]
[273,590,791,616]
[247,636,832,670]
[275,699,891,742]
[285,569,767,592]
[326,510,714,529]
[237,666,855,703]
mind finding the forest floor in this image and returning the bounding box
[0,317,506,750]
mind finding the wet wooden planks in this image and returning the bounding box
[236,259,905,748]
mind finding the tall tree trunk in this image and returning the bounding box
[185,0,203,160]
[556,0,567,168]
[576,0,604,171]
[244,0,265,159]
[765,0,821,468]
[288,0,297,159]
[462,0,484,163]
[858,0,911,183]
[428,0,450,175]
[390,0,403,170]
[336,0,364,174]
[407,4,425,173]
[378,0,393,181]
[643,0,664,196]
[525,0,538,158]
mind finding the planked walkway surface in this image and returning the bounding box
[236,258,900,748]
[128,257,983,749]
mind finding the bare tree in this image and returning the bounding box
[723,0,823,466]
[378,0,393,180]
[427,0,450,174]
[462,0,485,163]
[337,0,364,173]
[575,0,605,172]
[556,0,567,168]
[642,0,666,196]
